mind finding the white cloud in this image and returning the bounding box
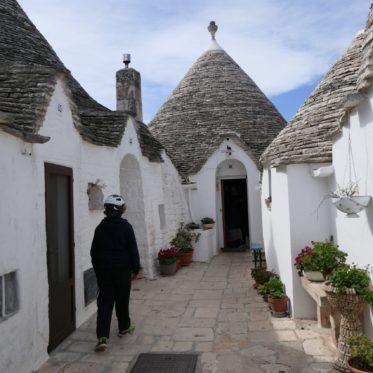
[17,0,372,122]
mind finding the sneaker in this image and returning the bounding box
[118,324,135,337]
[95,337,108,352]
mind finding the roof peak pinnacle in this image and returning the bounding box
[208,21,218,40]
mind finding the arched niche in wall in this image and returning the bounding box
[120,154,148,262]
[216,159,247,179]
[216,158,249,250]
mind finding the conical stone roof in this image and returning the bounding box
[0,0,163,162]
[148,24,286,177]
[260,32,363,167]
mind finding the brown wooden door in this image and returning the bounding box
[44,163,75,352]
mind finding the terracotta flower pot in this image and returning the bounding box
[176,259,181,271]
[346,357,373,373]
[177,250,194,266]
[268,295,288,313]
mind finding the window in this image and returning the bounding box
[0,271,19,321]
[158,204,166,229]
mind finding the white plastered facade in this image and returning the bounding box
[261,84,373,333]
[189,137,263,254]
[0,79,190,373]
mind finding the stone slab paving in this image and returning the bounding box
[36,252,339,373]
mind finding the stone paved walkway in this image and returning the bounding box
[37,252,338,373]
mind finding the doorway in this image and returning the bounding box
[44,163,75,352]
[221,178,249,250]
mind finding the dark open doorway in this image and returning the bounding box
[45,163,75,352]
[221,178,249,251]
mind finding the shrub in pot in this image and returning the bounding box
[157,248,178,275]
[294,241,347,280]
[170,223,200,266]
[201,217,215,229]
[347,333,373,372]
[251,268,277,288]
[257,277,288,313]
[325,264,373,371]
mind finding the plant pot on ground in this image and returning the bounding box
[346,333,373,372]
[257,277,288,314]
[157,248,178,276]
[251,268,277,288]
[294,241,347,281]
[325,264,373,372]
[170,223,200,266]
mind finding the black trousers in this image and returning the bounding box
[95,269,132,338]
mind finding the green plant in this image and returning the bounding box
[170,223,200,252]
[257,277,285,299]
[328,264,373,304]
[186,222,200,230]
[201,217,215,224]
[294,241,347,278]
[347,333,373,372]
[251,268,277,285]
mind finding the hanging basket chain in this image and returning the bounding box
[340,131,359,196]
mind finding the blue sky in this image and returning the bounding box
[18,0,372,123]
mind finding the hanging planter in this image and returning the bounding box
[332,195,370,218]
[329,133,370,218]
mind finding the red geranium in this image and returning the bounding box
[158,248,178,265]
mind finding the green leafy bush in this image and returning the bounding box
[294,241,347,278]
[201,217,215,224]
[328,264,373,304]
[170,223,200,252]
[251,268,277,285]
[347,333,373,371]
[257,277,285,299]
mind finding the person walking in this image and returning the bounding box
[91,194,141,352]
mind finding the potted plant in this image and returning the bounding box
[325,264,373,371]
[294,241,347,281]
[330,182,370,218]
[347,333,373,372]
[201,217,215,229]
[157,248,178,276]
[170,223,200,266]
[251,268,277,289]
[186,222,200,230]
[257,276,288,314]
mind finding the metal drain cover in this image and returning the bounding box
[130,353,198,373]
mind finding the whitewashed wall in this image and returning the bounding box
[261,164,333,318]
[190,138,262,251]
[0,132,49,373]
[0,80,190,373]
[331,85,373,335]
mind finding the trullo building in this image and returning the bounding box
[149,22,285,254]
[260,1,373,335]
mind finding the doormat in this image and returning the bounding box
[130,353,198,373]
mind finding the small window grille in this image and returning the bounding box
[0,271,19,321]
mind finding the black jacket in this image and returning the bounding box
[91,217,140,273]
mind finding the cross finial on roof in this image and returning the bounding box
[208,21,218,40]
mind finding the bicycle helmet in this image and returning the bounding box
[104,194,126,211]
